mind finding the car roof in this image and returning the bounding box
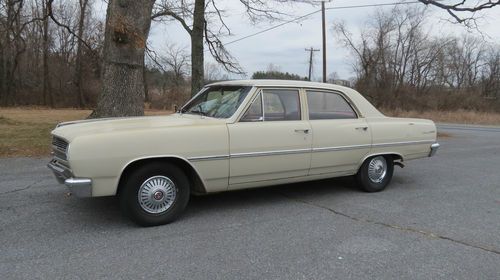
[207,79,352,91]
[206,79,385,118]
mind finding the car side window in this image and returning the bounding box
[240,89,301,122]
[307,90,357,120]
[263,89,301,121]
[241,93,263,122]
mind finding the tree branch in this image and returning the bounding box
[45,0,94,51]
[203,19,244,75]
[151,9,193,35]
[418,0,500,25]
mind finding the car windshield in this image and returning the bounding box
[180,86,252,118]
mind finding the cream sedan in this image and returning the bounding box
[48,80,439,226]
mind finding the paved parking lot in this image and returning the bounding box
[1,125,499,279]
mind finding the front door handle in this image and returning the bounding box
[294,129,310,134]
[355,126,368,131]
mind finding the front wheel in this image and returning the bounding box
[356,155,394,192]
[120,162,190,226]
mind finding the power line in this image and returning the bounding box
[220,1,424,48]
[326,1,422,11]
[219,9,321,48]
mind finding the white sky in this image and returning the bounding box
[142,0,500,80]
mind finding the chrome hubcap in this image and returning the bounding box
[138,176,177,214]
[367,156,387,183]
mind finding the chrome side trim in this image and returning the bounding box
[186,140,436,161]
[371,140,435,148]
[187,155,230,161]
[312,144,371,153]
[231,148,311,158]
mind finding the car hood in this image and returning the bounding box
[52,113,225,142]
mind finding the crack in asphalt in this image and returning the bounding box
[0,181,38,196]
[277,191,500,256]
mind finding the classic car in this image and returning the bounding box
[48,80,439,226]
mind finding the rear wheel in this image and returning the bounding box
[356,155,394,192]
[120,162,190,226]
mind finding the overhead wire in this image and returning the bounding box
[220,1,425,48]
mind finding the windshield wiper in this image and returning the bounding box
[188,110,207,116]
[188,104,207,117]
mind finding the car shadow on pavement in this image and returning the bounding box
[183,176,360,219]
[65,176,360,228]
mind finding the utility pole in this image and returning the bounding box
[305,47,320,81]
[321,1,328,83]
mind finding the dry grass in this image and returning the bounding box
[383,109,500,126]
[0,107,171,158]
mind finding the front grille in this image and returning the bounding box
[52,136,69,161]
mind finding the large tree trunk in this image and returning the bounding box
[90,0,155,118]
[74,0,89,108]
[42,1,53,107]
[1,0,14,106]
[143,65,150,103]
[190,0,205,97]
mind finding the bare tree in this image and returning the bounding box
[0,0,25,105]
[0,0,104,107]
[90,0,155,118]
[204,62,223,82]
[74,0,90,108]
[152,0,243,96]
[153,0,315,96]
[481,47,500,99]
[445,36,486,90]
[41,0,53,107]
[418,0,500,26]
[161,44,189,85]
[334,5,499,110]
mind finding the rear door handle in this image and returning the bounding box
[355,126,368,131]
[294,129,310,134]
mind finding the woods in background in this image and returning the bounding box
[334,6,500,111]
[1,0,500,114]
[0,0,103,107]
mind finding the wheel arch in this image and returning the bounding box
[357,152,403,172]
[117,156,207,196]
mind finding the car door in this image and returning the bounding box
[306,89,371,175]
[227,88,312,187]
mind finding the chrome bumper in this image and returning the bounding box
[429,143,440,157]
[47,160,92,197]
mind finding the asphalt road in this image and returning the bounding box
[1,124,499,279]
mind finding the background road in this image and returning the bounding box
[1,125,499,279]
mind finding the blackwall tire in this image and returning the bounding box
[356,155,394,192]
[119,162,190,226]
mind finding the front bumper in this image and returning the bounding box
[429,143,440,157]
[47,160,92,197]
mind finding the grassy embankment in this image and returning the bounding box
[0,108,169,157]
[1,107,499,157]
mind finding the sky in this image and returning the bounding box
[143,0,500,81]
